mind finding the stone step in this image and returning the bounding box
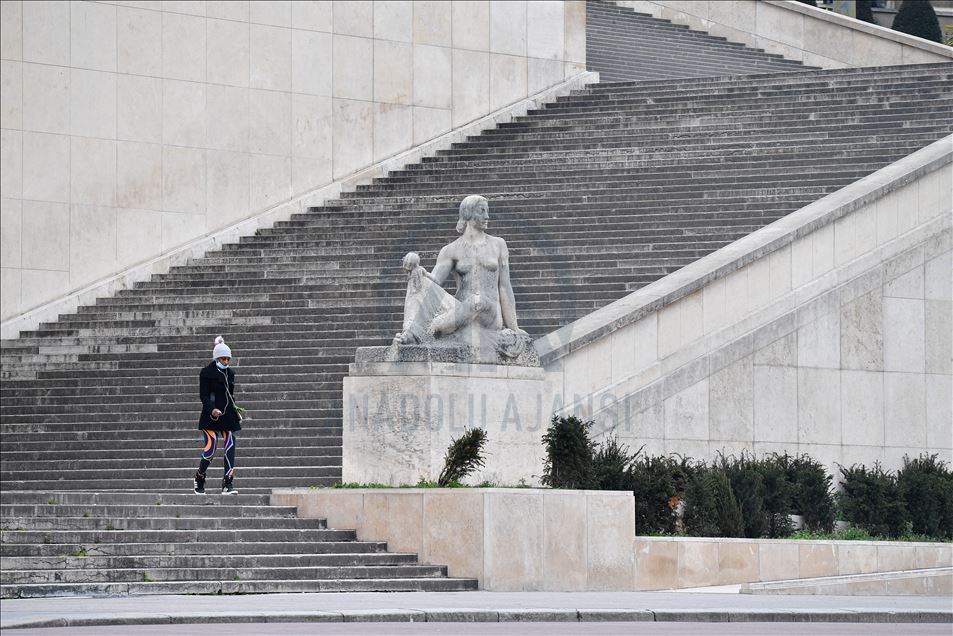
[0,477,339,491]
[0,427,341,441]
[1,515,330,532]
[0,503,299,518]
[2,564,448,585]
[1,455,341,470]
[0,491,274,505]
[1,576,478,598]
[0,445,340,457]
[0,527,356,545]
[0,540,387,557]
[1,552,419,573]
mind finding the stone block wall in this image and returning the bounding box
[634,535,953,591]
[0,0,586,321]
[272,487,635,591]
[539,137,952,474]
[616,0,953,68]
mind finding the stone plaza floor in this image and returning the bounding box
[2,590,951,630]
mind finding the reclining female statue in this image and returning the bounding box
[393,195,536,364]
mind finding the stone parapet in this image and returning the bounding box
[539,134,953,473]
[271,487,635,591]
[634,535,953,591]
[615,1,953,68]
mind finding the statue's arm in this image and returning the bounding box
[498,239,524,333]
[429,246,454,286]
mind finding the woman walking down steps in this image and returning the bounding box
[194,336,241,495]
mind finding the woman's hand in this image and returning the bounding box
[401,252,420,271]
[211,409,222,418]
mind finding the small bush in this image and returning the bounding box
[838,463,908,538]
[683,466,744,538]
[437,427,487,487]
[777,453,836,534]
[753,456,796,538]
[896,454,953,540]
[541,415,595,489]
[627,453,687,535]
[718,453,770,539]
[590,437,636,491]
[892,0,943,43]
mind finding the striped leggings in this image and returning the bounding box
[197,430,236,481]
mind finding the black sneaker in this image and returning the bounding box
[193,472,206,495]
[221,478,237,495]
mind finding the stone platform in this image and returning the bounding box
[343,360,553,486]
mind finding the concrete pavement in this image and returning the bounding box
[2,591,951,629]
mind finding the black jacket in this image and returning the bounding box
[198,362,241,431]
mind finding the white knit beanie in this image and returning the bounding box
[212,336,232,360]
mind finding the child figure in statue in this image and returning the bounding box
[393,195,534,363]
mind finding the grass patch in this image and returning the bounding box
[330,478,531,489]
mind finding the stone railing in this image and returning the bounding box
[635,535,953,591]
[537,134,952,471]
[615,0,953,68]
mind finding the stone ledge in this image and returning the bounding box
[741,566,953,596]
[0,71,600,341]
[634,535,953,591]
[535,134,953,365]
[765,0,953,59]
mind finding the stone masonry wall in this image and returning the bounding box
[0,0,586,321]
[542,141,953,475]
[616,0,953,68]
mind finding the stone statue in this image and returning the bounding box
[390,195,538,366]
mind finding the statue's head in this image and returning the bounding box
[456,195,489,234]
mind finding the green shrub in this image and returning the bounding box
[627,453,685,535]
[754,455,796,538]
[897,454,953,540]
[776,453,835,534]
[541,415,595,489]
[892,0,943,43]
[437,427,487,486]
[683,466,744,538]
[838,463,908,538]
[590,436,636,491]
[716,453,768,539]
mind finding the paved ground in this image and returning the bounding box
[8,623,953,636]
[2,591,951,630]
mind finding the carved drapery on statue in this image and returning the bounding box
[357,195,539,367]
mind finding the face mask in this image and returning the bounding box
[216,361,228,370]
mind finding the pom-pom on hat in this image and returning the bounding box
[212,336,232,360]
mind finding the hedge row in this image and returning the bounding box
[542,416,953,540]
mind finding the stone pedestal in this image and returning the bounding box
[343,359,553,486]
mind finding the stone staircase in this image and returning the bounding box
[1,2,951,598]
[0,491,476,597]
[586,0,817,81]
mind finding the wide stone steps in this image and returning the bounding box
[0,486,477,598]
[585,0,815,81]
